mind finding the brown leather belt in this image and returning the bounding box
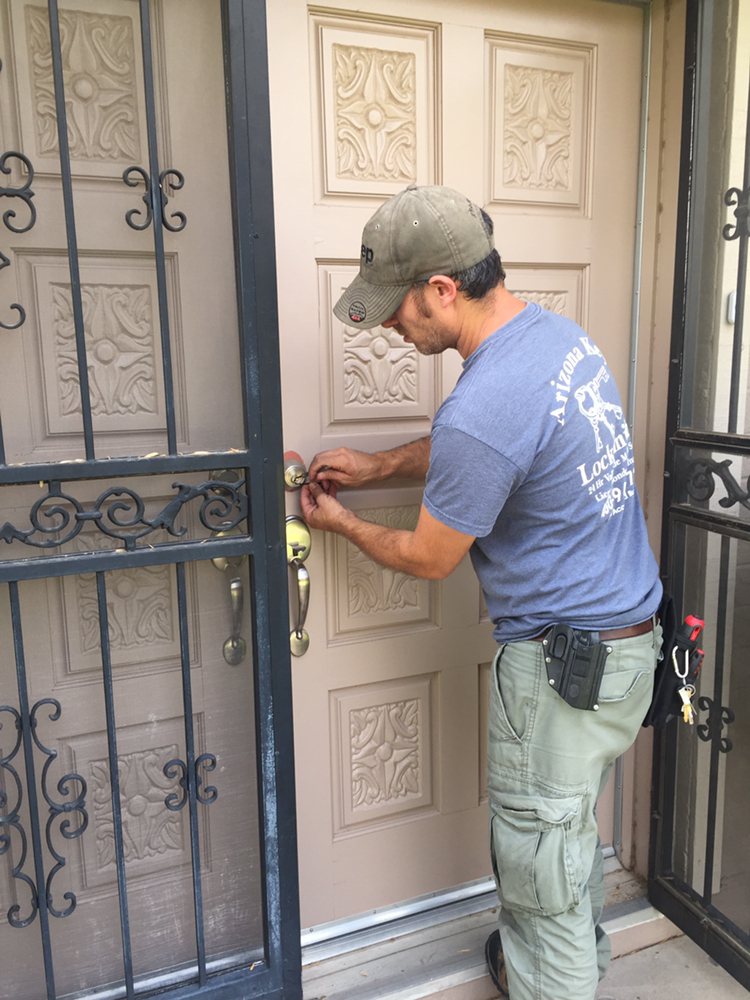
[529,618,654,643]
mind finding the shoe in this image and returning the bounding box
[484,929,510,998]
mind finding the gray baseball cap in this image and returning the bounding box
[334,185,494,330]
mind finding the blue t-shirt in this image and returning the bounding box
[423,302,662,642]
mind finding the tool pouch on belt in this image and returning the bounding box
[543,625,610,711]
[641,592,704,728]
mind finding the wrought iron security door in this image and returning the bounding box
[0,2,300,999]
[652,0,750,989]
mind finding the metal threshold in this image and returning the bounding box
[302,865,682,1000]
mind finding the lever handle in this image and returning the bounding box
[230,577,243,635]
[291,560,310,639]
[222,576,247,666]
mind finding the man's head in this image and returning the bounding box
[334,185,505,331]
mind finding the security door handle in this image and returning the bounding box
[211,531,247,665]
[222,577,247,666]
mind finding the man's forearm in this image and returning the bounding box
[338,508,437,578]
[373,436,431,481]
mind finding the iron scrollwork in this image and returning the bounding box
[0,705,37,928]
[163,753,218,812]
[32,700,88,919]
[123,166,187,232]
[0,700,88,928]
[0,478,248,552]
[696,696,735,753]
[723,185,750,241]
[0,147,37,331]
[683,457,750,513]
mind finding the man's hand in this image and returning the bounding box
[300,481,353,534]
[300,482,474,579]
[308,437,431,489]
[308,448,383,489]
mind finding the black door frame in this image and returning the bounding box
[0,1,301,997]
[650,0,750,989]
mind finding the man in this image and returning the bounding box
[300,184,662,1000]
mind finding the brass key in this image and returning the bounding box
[678,684,696,725]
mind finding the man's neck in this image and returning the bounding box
[455,287,527,360]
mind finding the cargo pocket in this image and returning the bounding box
[490,792,583,916]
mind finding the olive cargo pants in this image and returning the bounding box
[488,626,661,1000]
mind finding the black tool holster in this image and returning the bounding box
[543,625,611,711]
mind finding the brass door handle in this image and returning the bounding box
[211,531,247,665]
[223,577,247,666]
[286,515,312,656]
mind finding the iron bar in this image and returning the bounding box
[8,581,57,999]
[0,451,251,486]
[137,0,178,454]
[0,532,255,583]
[725,66,750,432]
[222,3,301,993]
[0,411,6,465]
[701,535,730,905]
[669,503,750,543]
[672,428,750,453]
[46,0,95,460]
[175,561,208,984]
[95,572,135,998]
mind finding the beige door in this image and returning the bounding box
[267,0,646,928]
[0,2,264,997]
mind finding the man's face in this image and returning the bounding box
[381,283,453,355]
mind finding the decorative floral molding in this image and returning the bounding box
[90,745,182,868]
[334,44,416,182]
[347,506,420,616]
[350,698,421,808]
[26,5,140,162]
[52,282,157,417]
[514,290,568,316]
[77,563,173,654]
[343,327,417,405]
[504,64,572,191]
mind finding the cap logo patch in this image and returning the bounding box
[361,244,374,265]
[348,301,367,323]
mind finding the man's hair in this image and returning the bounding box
[450,209,505,299]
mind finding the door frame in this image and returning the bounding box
[650,0,750,989]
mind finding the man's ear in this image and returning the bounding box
[427,274,459,309]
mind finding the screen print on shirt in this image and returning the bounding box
[548,335,636,521]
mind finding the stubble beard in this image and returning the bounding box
[410,285,449,355]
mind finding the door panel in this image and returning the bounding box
[268,0,645,928]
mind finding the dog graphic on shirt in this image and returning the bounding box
[574,368,623,454]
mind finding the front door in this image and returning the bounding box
[651,0,750,989]
[0,2,299,998]
[267,0,651,930]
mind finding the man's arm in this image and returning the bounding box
[308,437,431,488]
[300,482,473,580]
